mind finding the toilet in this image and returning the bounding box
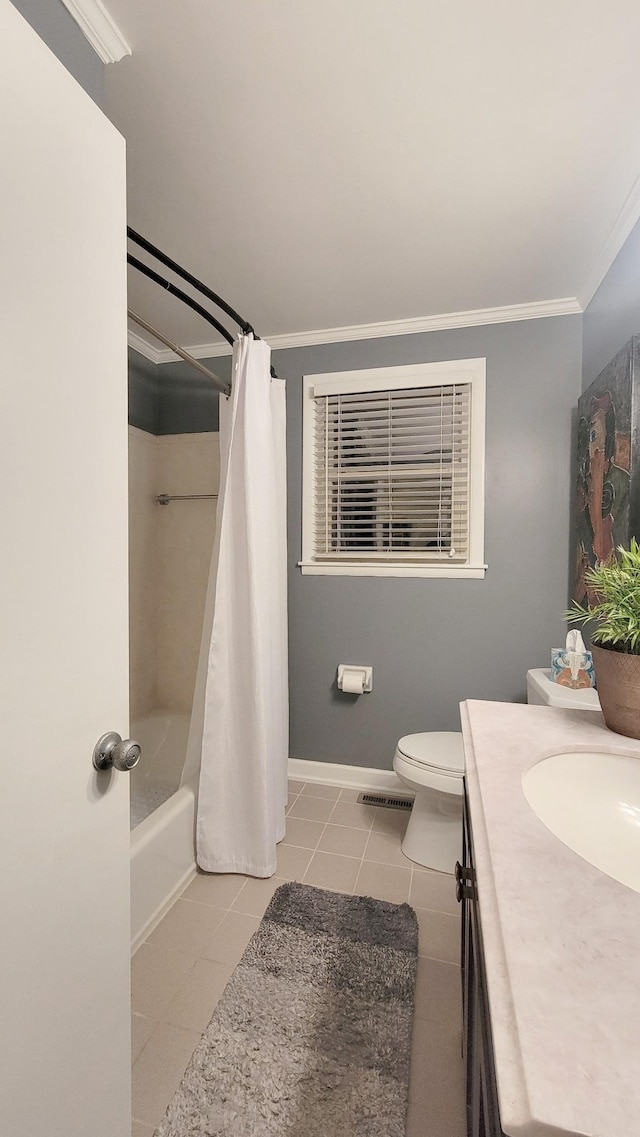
[395,672,600,873]
[393,732,465,873]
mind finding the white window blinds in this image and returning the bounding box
[312,383,471,563]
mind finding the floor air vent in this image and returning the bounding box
[357,793,413,811]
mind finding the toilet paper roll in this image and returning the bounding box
[341,668,365,694]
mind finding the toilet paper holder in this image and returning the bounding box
[337,665,373,694]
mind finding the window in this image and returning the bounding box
[301,359,486,578]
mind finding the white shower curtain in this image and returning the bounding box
[188,333,289,877]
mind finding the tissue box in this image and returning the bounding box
[551,649,595,689]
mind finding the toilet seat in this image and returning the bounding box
[396,732,465,776]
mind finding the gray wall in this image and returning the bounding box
[132,314,583,770]
[10,0,105,105]
[128,351,225,434]
[582,217,640,390]
[274,317,582,768]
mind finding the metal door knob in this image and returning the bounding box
[93,731,141,772]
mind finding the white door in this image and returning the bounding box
[0,4,131,1135]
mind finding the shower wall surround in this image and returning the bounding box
[128,425,219,721]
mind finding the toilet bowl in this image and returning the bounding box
[393,732,465,873]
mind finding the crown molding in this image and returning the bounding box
[127,295,581,365]
[127,329,162,364]
[578,169,640,310]
[59,0,131,63]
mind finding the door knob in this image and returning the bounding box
[93,731,141,772]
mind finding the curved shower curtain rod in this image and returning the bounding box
[127,228,279,380]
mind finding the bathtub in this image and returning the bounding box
[130,710,198,952]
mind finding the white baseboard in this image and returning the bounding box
[288,757,409,794]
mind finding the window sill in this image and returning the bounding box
[298,561,488,579]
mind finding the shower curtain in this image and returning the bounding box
[187,333,289,876]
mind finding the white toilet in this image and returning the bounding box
[393,732,465,873]
[395,673,600,873]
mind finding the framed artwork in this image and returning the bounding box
[574,336,640,605]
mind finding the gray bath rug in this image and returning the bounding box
[155,881,418,1137]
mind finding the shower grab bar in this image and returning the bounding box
[157,493,219,505]
[127,310,231,396]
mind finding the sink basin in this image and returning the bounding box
[522,750,640,892]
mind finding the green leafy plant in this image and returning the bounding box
[566,539,640,654]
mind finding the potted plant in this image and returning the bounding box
[566,539,640,738]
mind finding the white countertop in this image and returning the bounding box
[460,699,640,1137]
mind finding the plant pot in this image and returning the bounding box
[591,643,640,739]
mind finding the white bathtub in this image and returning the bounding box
[130,779,198,952]
[129,710,198,952]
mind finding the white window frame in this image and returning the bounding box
[300,358,487,578]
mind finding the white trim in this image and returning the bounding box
[59,0,131,63]
[578,170,640,309]
[310,357,484,398]
[288,757,410,794]
[301,358,486,579]
[299,562,487,578]
[130,296,582,365]
[127,328,162,363]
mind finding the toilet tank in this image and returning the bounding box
[526,668,600,710]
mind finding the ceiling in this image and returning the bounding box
[102,1,640,357]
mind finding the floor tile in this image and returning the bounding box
[147,898,227,957]
[165,957,235,1032]
[181,870,246,909]
[287,779,306,793]
[131,1012,155,1065]
[300,782,341,800]
[132,1121,156,1137]
[410,867,459,916]
[338,787,363,802]
[282,816,325,849]
[354,860,411,903]
[132,1022,201,1128]
[415,955,462,1026]
[406,1098,465,1137]
[328,801,377,830]
[303,851,360,892]
[131,943,197,1019]
[288,795,336,823]
[415,907,461,964]
[409,1016,465,1120]
[317,823,369,858]
[371,806,410,838]
[276,843,313,880]
[364,828,414,868]
[202,910,260,965]
[231,876,282,917]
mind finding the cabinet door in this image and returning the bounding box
[461,784,504,1137]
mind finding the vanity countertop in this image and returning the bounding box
[460,699,640,1137]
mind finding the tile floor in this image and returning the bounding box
[131,780,465,1137]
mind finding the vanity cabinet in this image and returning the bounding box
[458,782,505,1137]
